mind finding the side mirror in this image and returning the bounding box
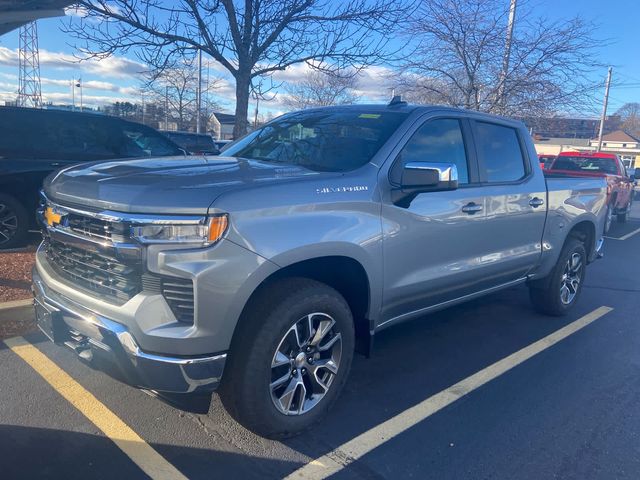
[634,171,640,180]
[401,162,459,191]
[393,162,459,207]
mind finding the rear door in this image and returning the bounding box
[470,119,547,282]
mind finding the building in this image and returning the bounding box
[523,115,622,139]
[533,130,640,170]
[533,137,590,155]
[210,112,236,140]
[588,130,640,169]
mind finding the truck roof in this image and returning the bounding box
[291,103,524,126]
[557,151,618,159]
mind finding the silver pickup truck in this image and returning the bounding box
[33,102,606,438]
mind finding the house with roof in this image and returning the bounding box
[588,131,640,169]
[209,112,236,140]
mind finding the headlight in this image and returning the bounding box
[131,214,228,246]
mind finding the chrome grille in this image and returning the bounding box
[45,239,142,303]
[66,214,129,242]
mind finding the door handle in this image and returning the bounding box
[461,202,483,214]
[50,162,62,167]
[529,197,544,208]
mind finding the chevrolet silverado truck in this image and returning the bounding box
[547,151,635,232]
[33,102,607,438]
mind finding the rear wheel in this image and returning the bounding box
[529,238,586,316]
[0,194,28,250]
[617,200,631,223]
[220,278,355,439]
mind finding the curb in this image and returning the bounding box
[0,299,34,323]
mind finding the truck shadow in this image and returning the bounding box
[0,424,302,480]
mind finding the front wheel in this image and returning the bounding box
[220,278,354,439]
[529,238,586,316]
[0,194,28,250]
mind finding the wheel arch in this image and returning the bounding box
[567,220,597,266]
[232,255,374,357]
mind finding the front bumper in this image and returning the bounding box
[32,267,226,394]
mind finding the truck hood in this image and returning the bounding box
[44,156,322,214]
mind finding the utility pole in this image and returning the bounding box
[254,96,259,128]
[76,78,83,112]
[71,80,75,111]
[497,0,517,111]
[597,67,613,152]
[196,49,202,134]
[165,85,169,130]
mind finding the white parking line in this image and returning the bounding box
[617,226,640,241]
[285,306,613,480]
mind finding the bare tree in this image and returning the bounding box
[616,103,640,137]
[398,0,602,116]
[65,0,408,138]
[283,70,359,109]
[146,58,221,131]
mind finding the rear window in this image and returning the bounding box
[475,122,526,183]
[223,110,408,172]
[551,156,618,175]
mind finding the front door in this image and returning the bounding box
[380,116,496,325]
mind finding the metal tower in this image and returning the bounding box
[17,21,43,108]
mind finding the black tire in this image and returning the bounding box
[529,238,587,316]
[617,211,628,223]
[0,193,29,250]
[617,200,630,223]
[220,277,355,439]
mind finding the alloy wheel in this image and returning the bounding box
[0,202,18,247]
[560,252,583,305]
[270,312,342,416]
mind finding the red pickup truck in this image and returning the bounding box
[547,151,634,232]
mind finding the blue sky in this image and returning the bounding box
[0,0,638,117]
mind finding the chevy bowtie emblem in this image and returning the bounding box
[44,207,63,227]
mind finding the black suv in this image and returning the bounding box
[0,107,184,249]
[160,131,220,155]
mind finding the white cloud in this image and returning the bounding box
[0,46,146,79]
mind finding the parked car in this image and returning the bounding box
[34,103,606,438]
[160,130,220,155]
[214,139,232,151]
[546,151,634,232]
[0,107,185,249]
[537,153,556,170]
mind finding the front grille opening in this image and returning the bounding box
[66,214,129,242]
[45,239,142,304]
[142,274,194,324]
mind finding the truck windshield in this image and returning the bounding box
[223,110,408,172]
[551,156,618,175]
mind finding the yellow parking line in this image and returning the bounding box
[4,336,187,480]
[285,306,613,480]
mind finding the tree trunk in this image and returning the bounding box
[233,72,251,139]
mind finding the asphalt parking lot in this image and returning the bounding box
[2,209,640,480]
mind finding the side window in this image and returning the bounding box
[475,122,526,183]
[391,118,469,184]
